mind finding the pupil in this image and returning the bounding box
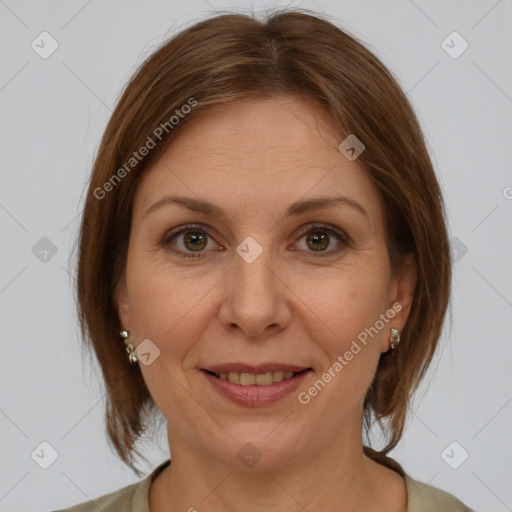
[184,232,205,251]
[308,232,328,251]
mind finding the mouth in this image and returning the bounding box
[202,368,311,386]
[199,365,313,406]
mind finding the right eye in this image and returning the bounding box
[160,224,221,258]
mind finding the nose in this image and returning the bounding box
[218,242,291,340]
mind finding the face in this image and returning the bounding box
[115,96,416,470]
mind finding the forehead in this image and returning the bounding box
[133,96,381,222]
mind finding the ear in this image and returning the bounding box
[113,274,132,337]
[382,253,417,352]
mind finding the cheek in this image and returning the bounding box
[302,265,391,389]
[126,251,226,363]
[310,267,389,340]
[302,283,388,411]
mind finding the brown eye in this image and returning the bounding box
[295,224,348,257]
[182,231,208,252]
[161,222,348,259]
[305,231,330,251]
[160,224,216,258]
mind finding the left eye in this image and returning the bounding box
[294,224,348,257]
[160,223,348,258]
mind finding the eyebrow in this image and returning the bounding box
[144,195,368,219]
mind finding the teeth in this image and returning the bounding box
[240,373,256,385]
[216,370,299,385]
[255,373,272,385]
[272,371,284,382]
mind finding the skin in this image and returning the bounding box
[114,96,416,511]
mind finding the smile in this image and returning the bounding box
[200,366,313,406]
[207,370,301,385]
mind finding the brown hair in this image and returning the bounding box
[75,8,451,476]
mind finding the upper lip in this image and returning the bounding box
[202,363,310,374]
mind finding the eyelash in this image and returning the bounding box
[159,223,349,259]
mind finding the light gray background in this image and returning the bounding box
[1,1,511,511]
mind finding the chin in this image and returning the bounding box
[207,423,309,471]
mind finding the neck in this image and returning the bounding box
[149,413,406,511]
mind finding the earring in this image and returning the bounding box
[120,330,138,364]
[390,328,401,350]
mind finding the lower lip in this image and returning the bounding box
[201,370,311,406]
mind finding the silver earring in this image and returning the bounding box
[390,328,401,350]
[120,330,138,364]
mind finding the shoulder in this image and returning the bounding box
[51,459,171,512]
[404,473,474,511]
[373,453,474,511]
[50,462,164,512]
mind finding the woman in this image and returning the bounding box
[55,9,472,511]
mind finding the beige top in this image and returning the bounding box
[53,458,472,511]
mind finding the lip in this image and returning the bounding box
[204,363,308,374]
[200,368,312,406]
